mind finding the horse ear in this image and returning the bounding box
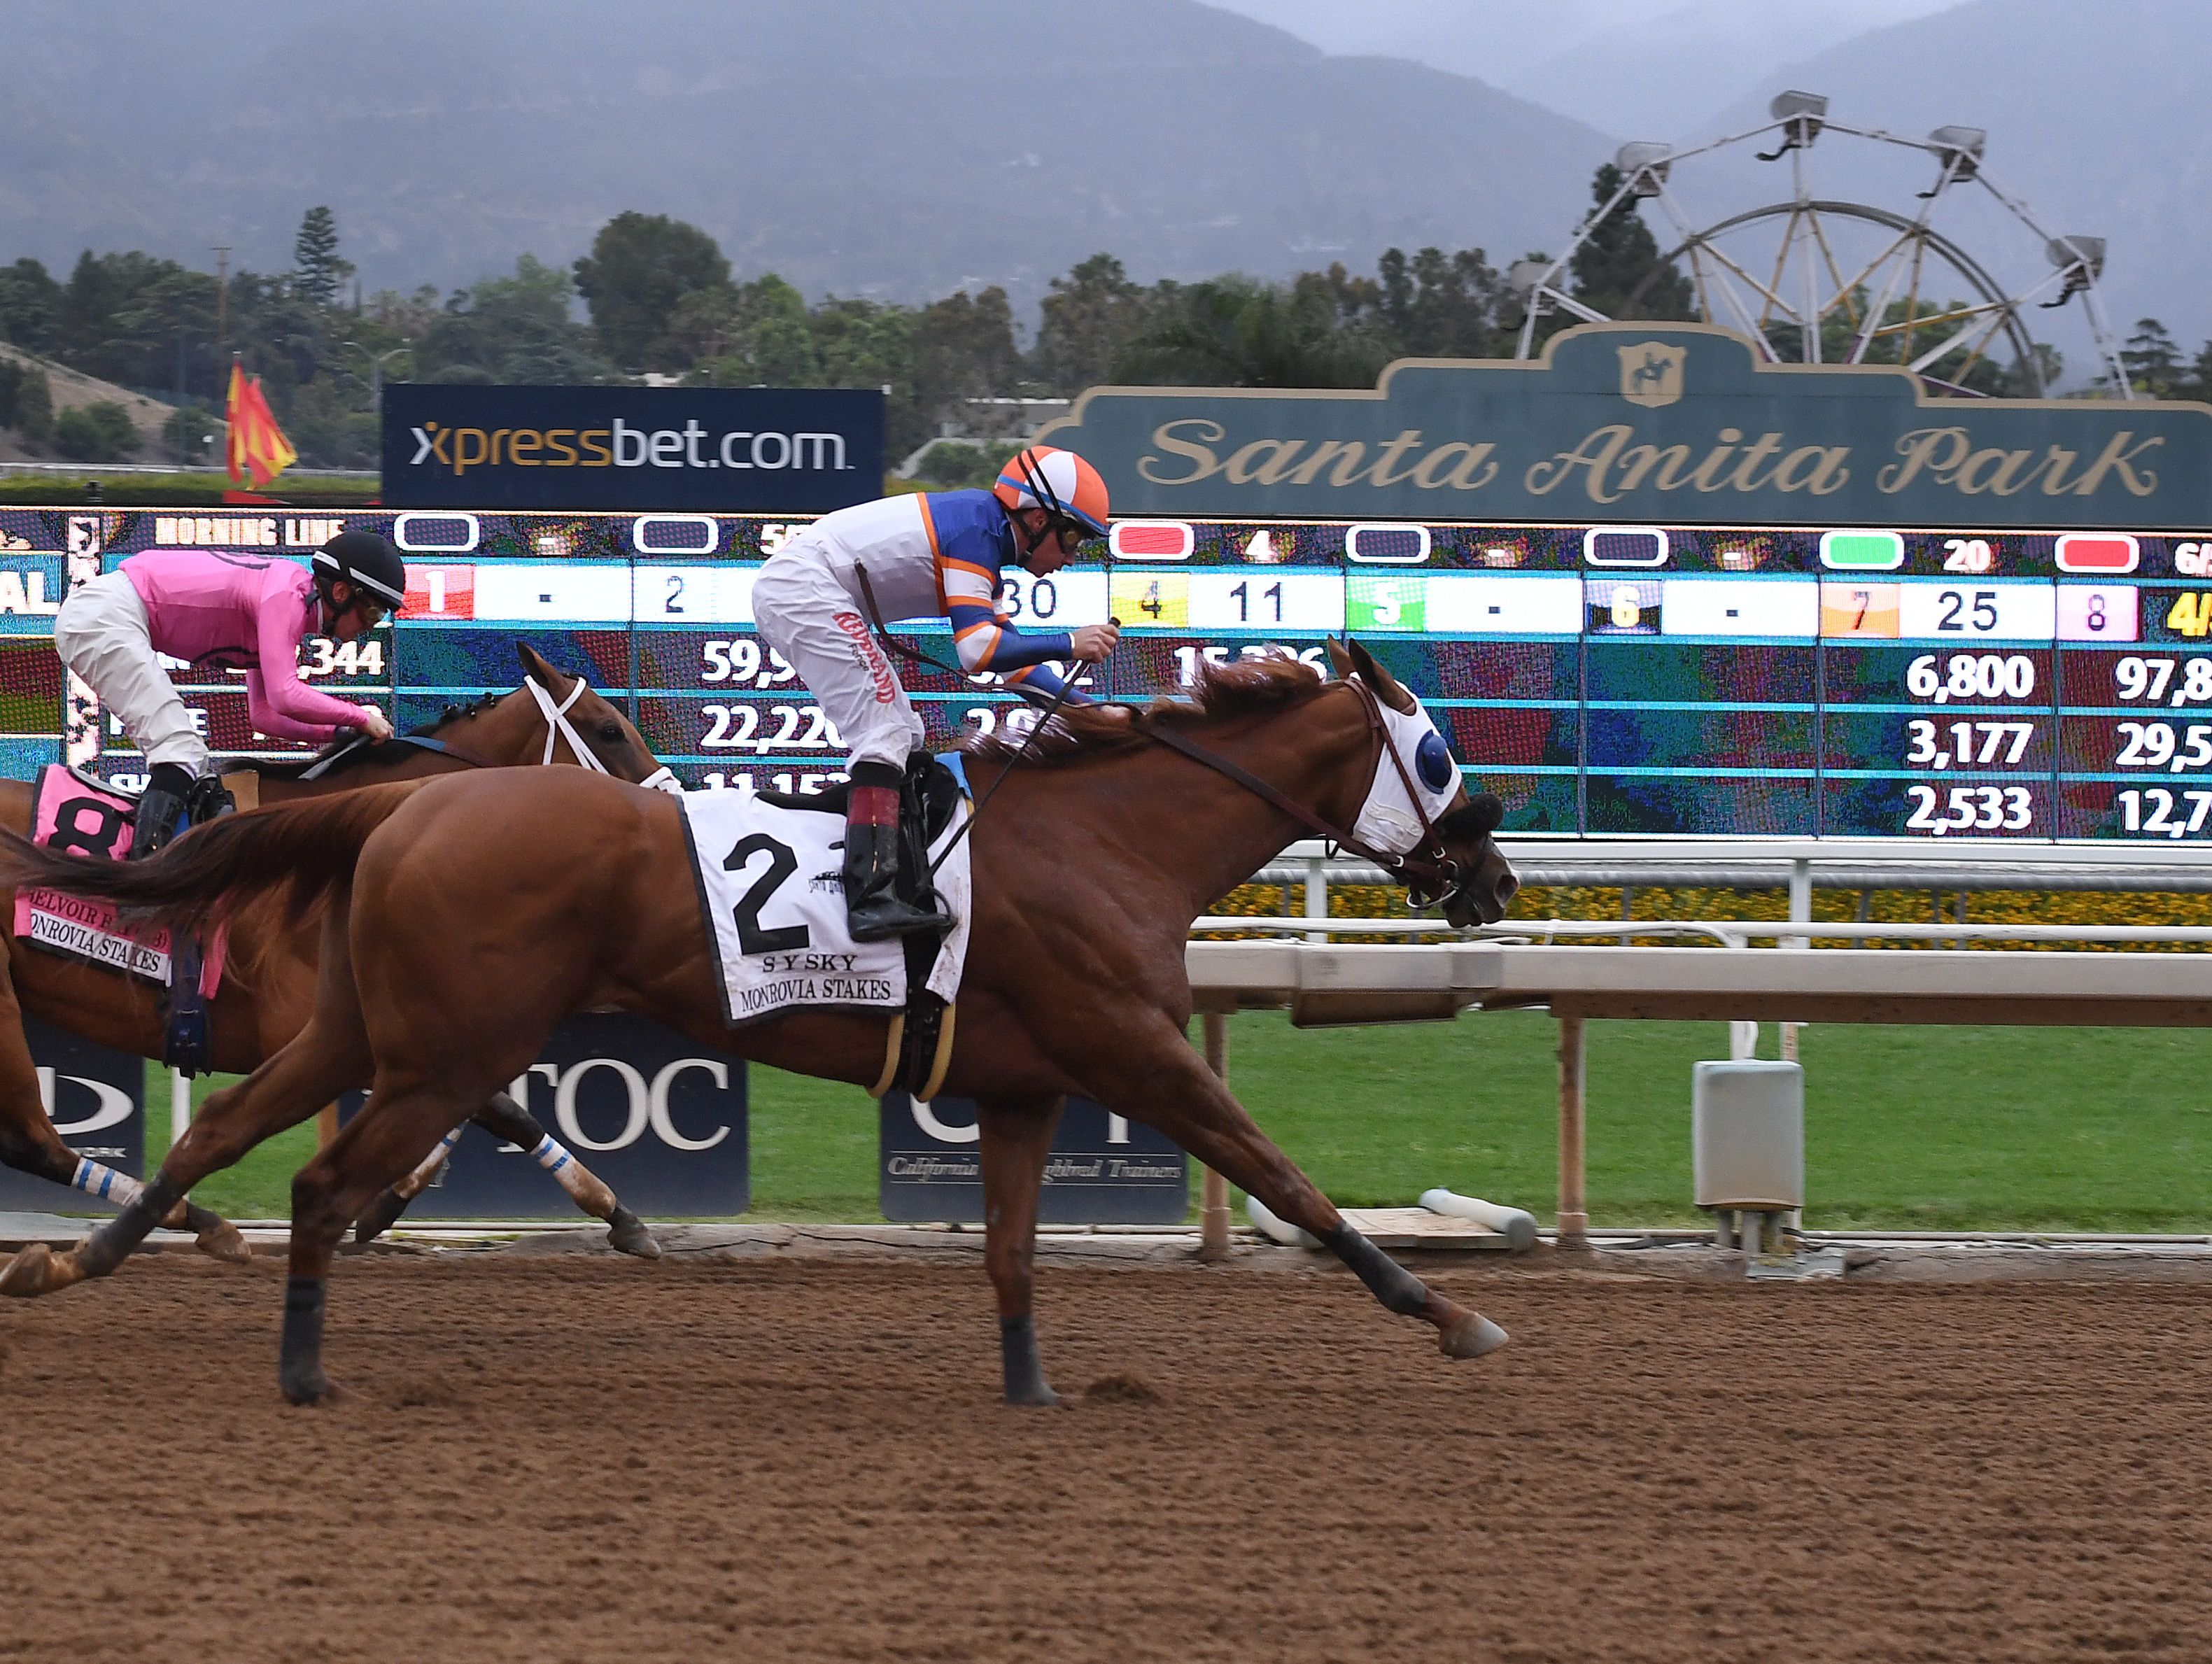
[517,642,563,691]
[1325,638,1356,681]
[1344,637,1418,714]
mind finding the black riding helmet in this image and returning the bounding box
[312,530,407,613]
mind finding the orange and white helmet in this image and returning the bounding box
[993,446,1111,542]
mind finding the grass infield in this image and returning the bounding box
[148,1013,2212,1233]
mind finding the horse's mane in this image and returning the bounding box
[961,654,1326,767]
[247,693,502,782]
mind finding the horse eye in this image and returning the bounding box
[598,723,624,743]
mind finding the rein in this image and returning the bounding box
[848,564,1463,907]
[297,679,680,793]
[1129,682,1462,909]
[852,563,1085,874]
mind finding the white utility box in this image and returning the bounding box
[1692,1059,1804,1211]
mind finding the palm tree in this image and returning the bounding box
[1112,278,1391,389]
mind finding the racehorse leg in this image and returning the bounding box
[0,988,374,1299]
[0,954,246,1264]
[976,1094,1066,1406]
[351,1092,660,1259]
[281,1080,497,1406]
[1082,1013,1508,1362]
[0,982,252,1292]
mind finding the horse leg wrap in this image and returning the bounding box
[528,1134,614,1217]
[76,1172,183,1278]
[69,1157,145,1210]
[999,1315,1057,1406]
[1322,1221,1429,1317]
[279,1275,329,1404]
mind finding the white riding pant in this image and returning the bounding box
[52,572,211,776]
[750,549,925,773]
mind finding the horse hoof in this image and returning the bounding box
[606,1211,661,1260]
[281,1367,339,1407]
[1439,1311,1510,1360]
[1005,1383,1061,1408]
[0,1243,78,1299]
[1,1243,52,1297]
[195,1220,253,1266]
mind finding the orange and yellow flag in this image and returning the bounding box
[225,360,297,488]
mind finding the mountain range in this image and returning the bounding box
[5,0,2202,360]
[3,0,1607,311]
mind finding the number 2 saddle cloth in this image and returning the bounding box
[10,764,225,996]
[678,755,971,1057]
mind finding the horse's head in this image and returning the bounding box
[453,644,676,788]
[1325,638,1519,927]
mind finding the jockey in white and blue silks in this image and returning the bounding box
[750,446,1119,942]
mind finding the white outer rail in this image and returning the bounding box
[1183,938,2212,1247]
[1194,917,2212,946]
[1277,836,2212,869]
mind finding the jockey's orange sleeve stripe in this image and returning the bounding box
[954,619,1001,668]
[917,494,947,612]
[938,556,998,588]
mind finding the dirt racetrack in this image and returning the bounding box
[3,1251,2209,1663]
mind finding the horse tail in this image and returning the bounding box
[0,779,430,938]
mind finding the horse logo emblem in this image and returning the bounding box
[1618,342,1687,409]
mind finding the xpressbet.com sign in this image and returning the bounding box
[383,384,885,512]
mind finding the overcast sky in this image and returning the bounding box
[1206,0,1964,132]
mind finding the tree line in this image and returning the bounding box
[1,168,2197,479]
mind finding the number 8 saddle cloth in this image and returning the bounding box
[11,765,225,996]
[679,755,971,1098]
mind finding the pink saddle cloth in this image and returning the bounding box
[12,766,225,994]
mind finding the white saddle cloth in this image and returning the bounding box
[679,783,971,1027]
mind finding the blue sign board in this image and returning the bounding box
[383,384,885,512]
[0,1015,144,1213]
[880,1092,1188,1225]
[342,1013,748,1218]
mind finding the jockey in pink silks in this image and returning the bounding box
[52,530,406,856]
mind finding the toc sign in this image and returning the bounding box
[383,385,885,512]
[342,1013,748,1218]
[880,1092,1188,1225]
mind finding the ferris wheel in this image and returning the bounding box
[1508,91,2133,400]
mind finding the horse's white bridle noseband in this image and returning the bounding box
[526,675,683,794]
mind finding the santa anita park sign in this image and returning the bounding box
[1040,323,2212,530]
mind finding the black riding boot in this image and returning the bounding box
[843,763,944,943]
[129,763,193,860]
[184,774,236,827]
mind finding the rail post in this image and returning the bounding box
[1199,1013,1232,1260]
[1556,1013,1588,1250]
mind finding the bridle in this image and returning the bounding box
[1128,678,1469,914]
[523,675,683,794]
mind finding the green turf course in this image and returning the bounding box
[140,1013,2212,1232]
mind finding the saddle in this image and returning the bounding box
[757,754,966,1099]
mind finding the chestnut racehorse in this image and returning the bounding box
[0,644,1521,1405]
[0,644,670,1257]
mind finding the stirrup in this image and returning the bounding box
[846,892,948,943]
